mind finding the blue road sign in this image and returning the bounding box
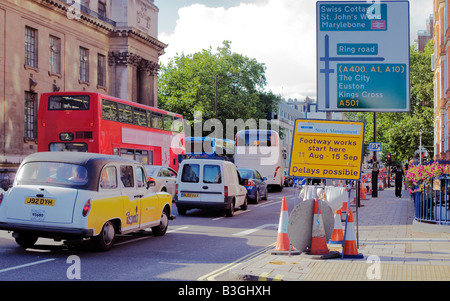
[317,1,410,112]
[368,142,382,152]
[294,177,307,187]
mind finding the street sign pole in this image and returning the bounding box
[372,112,378,198]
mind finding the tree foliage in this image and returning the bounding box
[158,41,280,136]
[345,41,434,164]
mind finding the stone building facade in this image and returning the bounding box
[0,0,166,186]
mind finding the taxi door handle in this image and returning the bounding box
[134,194,144,198]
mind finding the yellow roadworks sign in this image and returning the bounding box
[289,119,365,180]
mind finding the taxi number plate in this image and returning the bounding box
[182,193,199,198]
[25,197,55,206]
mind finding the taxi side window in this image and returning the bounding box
[100,166,117,189]
[136,166,145,188]
[120,165,134,188]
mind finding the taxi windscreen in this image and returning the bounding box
[16,162,89,186]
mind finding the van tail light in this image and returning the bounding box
[247,180,255,186]
[274,166,281,177]
[175,184,178,195]
[82,199,91,217]
[0,193,3,205]
[224,186,228,197]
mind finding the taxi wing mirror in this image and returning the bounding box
[147,177,156,189]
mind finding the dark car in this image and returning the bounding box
[284,171,294,187]
[237,168,268,204]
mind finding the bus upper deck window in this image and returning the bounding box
[48,95,90,110]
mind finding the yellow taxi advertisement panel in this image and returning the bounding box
[289,119,365,181]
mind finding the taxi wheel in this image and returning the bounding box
[15,233,38,248]
[152,208,169,236]
[93,220,116,251]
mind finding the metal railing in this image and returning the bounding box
[413,177,450,225]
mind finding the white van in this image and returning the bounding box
[175,159,248,217]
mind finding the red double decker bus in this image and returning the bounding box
[37,92,185,171]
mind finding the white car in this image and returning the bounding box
[144,165,177,198]
[175,159,248,217]
[0,152,174,251]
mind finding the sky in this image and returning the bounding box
[154,0,433,101]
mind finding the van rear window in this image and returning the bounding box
[203,165,221,184]
[181,164,200,183]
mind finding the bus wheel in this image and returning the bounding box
[152,208,169,236]
[14,233,38,248]
[93,220,116,251]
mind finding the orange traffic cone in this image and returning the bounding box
[360,182,367,200]
[310,199,330,255]
[272,197,299,255]
[329,210,344,244]
[342,209,364,258]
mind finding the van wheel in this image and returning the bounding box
[241,195,248,210]
[225,200,235,217]
[15,233,38,248]
[152,208,169,236]
[92,220,116,251]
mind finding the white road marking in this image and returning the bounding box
[0,258,55,273]
[233,224,278,236]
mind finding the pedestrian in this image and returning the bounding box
[394,164,404,198]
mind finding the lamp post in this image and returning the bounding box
[419,129,423,165]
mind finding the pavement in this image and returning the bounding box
[228,186,450,281]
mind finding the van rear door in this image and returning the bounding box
[179,162,201,203]
[200,164,223,203]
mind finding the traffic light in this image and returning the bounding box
[368,156,373,164]
[386,153,392,165]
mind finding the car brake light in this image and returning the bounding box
[274,166,280,177]
[224,186,228,197]
[82,199,91,217]
[247,180,255,186]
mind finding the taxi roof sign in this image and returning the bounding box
[289,119,365,181]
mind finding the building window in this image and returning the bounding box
[25,26,38,68]
[98,1,107,17]
[97,53,106,87]
[49,35,61,75]
[79,47,89,83]
[24,92,37,139]
[81,0,90,8]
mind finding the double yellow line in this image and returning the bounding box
[197,243,276,281]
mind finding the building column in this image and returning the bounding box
[138,59,159,107]
[108,51,141,101]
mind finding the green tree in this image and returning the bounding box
[346,41,434,164]
[158,41,280,136]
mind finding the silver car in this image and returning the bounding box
[144,165,177,198]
